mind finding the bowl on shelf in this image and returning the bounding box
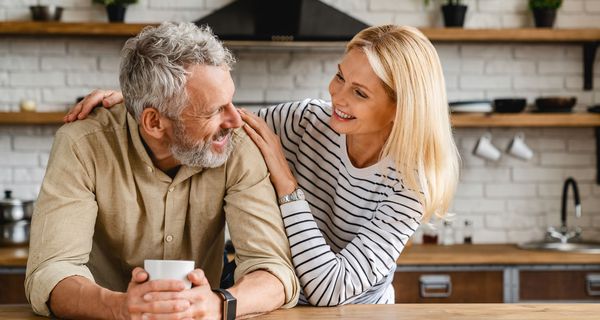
[493,98,527,113]
[535,96,577,113]
[29,5,63,21]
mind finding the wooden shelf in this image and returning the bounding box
[0,23,599,42]
[0,112,65,125]
[2,111,600,127]
[451,112,600,127]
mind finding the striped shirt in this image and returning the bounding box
[258,99,423,306]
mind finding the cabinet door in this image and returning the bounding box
[393,271,504,303]
[520,270,600,301]
[0,273,27,304]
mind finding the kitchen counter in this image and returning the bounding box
[2,304,600,319]
[398,244,600,265]
[0,246,28,267]
[2,244,600,268]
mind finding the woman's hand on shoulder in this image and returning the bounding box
[239,108,298,198]
[64,89,124,123]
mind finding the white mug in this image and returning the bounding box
[507,132,533,160]
[472,133,501,161]
[144,259,195,289]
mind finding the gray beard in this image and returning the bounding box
[170,120,234,168]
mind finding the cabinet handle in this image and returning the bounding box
[586,274,600,296]
[419,274,452,298]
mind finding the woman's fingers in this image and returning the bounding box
[242,122,267,150]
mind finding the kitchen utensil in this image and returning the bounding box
[29,5,63,21]
[493,98,527,113]
[472,133,501,161]
[0,220,30,246]
[535,97,577,113]
[0,190,34,222]
[144,260,195,289]
[449,100,493,113]
[506,132,534,161]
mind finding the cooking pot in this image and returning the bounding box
[0,190,34,222]
[0,220,30,246]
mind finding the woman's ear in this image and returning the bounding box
[139,108,170,139]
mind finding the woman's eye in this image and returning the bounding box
[335,72,344,81]
[354,90,367,99]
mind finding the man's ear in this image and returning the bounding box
[139,108,170,139]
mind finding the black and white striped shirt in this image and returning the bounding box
[258,99,423,306]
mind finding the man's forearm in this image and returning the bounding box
[50,276,126,320]
[228,270,285,318]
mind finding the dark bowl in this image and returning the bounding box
[535,97,577,113]
[493,98,527,113]
[29,5,63,21]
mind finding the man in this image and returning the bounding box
[25,22,299,319]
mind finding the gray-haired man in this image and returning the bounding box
[26,22,299,319]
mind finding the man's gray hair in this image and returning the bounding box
[119,22,235,121]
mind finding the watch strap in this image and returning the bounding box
[278,187,305,205]
[213,288,236,320]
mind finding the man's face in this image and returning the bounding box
[170,64,242,168]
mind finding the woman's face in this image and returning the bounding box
[328,48,396,138]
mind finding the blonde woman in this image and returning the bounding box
[66,25,459,306]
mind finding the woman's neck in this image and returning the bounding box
[346,126,392,168]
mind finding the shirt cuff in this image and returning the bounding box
[234,259,300,309]
[279,200,311,220]
[26,262,95,316]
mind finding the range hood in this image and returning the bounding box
[194,0,369,41]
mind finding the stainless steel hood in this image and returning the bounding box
[194,0,369,41]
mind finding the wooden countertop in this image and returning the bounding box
[2,304,600,320]
[0,246,28,267]
[2,244,600,268]
[398,244,600,265]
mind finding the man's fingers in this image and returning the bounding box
[188,269,209,287]
[143,291,184,302]
[138,299,190,314]
[141,309,194,320]
[143,279,187,293]
[131,267,149,283]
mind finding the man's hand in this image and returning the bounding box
[140,269,223,320]
[125,267,191,320]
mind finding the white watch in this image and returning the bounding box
[278,188,305,205]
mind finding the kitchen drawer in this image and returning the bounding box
[0,272,27,304]
[520,270,600,301]
[393,270,503,303]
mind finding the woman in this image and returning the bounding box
[66,25,459,306]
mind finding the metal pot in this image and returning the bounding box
[0,190,34,222]
[0,220,30,246]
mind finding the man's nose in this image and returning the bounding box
[221,103,243,129]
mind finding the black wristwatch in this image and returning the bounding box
[213,288,237,320]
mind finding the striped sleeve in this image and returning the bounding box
[280,190,422,306]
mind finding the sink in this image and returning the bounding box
[518,241,600,254]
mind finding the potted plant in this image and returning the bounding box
[92,0,138,23]
[424,0,468,27]
[529,0,562,28]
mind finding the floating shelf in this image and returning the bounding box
[3,111,600,127]
[0,112,65,125]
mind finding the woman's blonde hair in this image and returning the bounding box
[346,25,460,221]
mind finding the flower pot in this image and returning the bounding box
[442,4,467,27]
[532,8,557,28]
[106,4,127,23]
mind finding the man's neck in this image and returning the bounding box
[139,126,181,173]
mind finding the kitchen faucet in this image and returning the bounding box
[546,177,582,244]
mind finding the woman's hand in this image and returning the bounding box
[239,109,298,198]
[64,89,124,123]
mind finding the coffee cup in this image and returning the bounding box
[144,259,195,289]
[507,132,533,160]
[472,133,501,161]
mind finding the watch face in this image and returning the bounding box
[296,188,305,199]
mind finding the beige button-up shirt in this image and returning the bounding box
[25,105,299,316]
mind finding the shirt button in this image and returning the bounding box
[165,235,174,242]
[168,187,174,192]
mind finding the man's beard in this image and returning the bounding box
[170,120,234,168]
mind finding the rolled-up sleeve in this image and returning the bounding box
[25,131,98,316]
[223,131,299,308]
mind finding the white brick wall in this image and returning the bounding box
[1,0,600,243]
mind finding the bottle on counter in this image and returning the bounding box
[441,220,454,246]
[463,219,473,244]
[421,223,438,245]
